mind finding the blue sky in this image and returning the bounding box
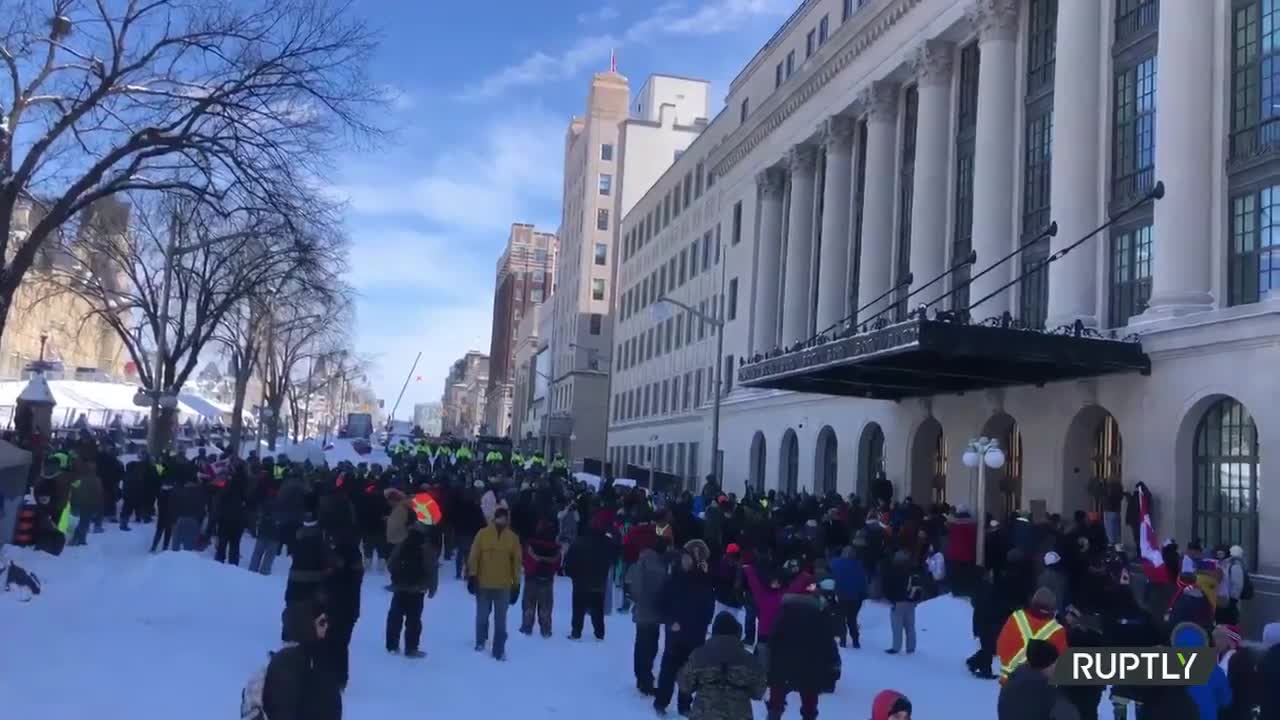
[335,0,793,414]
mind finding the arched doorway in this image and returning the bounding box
[857,422,886,500]
[909,418,946,505]
[1062,406,1123,515]
[749,431,767,492]
[815,426,839,496]
[780,429,799,494]
[981,413,1023,518]
[1192,397,1260,567]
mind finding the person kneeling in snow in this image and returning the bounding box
[260,599,343,720]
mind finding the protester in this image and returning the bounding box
[261,599,343,720]
[625,536,670,696]
[653,540,716,716]
[520,518,563,637]
[765,580,841,720]
[677,612,765,720]
[385,516,439,658]
[467,506,521,661]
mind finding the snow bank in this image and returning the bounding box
[0,528,1024,720]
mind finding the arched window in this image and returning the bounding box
[1091,414,1123,513]
[933,431,947,505]
[860,423,885,496]
[817,426,839,496]
[780,429,799,494]
[1193,398,1260,567]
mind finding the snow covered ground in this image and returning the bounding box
[2,528,1008,720]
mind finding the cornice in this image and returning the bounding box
[709,0,925,178]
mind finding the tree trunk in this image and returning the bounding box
[148,406,178,455]
[228,369,251,456]
[266,396,286,451]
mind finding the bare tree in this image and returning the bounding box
[214,295,269,453]
[53,189,345,451]
[1,0,380,342]
[259,281,352,449]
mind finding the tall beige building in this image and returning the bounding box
[440,351,489,438]
[546,69,710,465]
[1,198,130,379]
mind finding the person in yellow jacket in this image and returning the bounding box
[468,507,521,660]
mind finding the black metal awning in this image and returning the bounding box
[737,316,1151,400]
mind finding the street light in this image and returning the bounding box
[962,436,1006,567]
[653,291,726,485]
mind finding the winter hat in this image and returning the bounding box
[1026,639,1059,670]
[725,543,741,555]
[711,611,743,638]
[871,690,912,720]
[806,519,819,528]
[1030,587,1058,613]
[1213,624,1243,651]
[1043,551,1061,566]
[683,539,711,566]
[1230,545,1244,559]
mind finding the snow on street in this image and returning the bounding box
[2,529,1004,719]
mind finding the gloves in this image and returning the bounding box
[509,586,520,605]
[467,577,477,595]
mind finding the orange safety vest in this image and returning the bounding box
[996,609,1066,684]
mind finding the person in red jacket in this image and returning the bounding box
[946,509,978,595]
[520,519,562,637]
[623,512,659,565]
[743,561,813,662]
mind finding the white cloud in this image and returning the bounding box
[356,300,495,411]
[332,110,565,234]
[577,5,620,25]
[459,0,789,101]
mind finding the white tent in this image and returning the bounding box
[0,379,237,429]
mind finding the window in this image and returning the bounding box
[683,172,692,206]
[731,201,743,245]
[723,354,735,395]
[715,224,722,263]
[707,167,715,188]
[659,265,667,297]
[728,278,739,321]
[786,50,795,78]
[1112,57,1158,202]
[661,380,669,414]
[1192,397,1260,568]
[806,29,816,58]
[894,85,919,322]
[695,163,704,198]
[682,372,691,410]
[643,385,651,416]
[601,143,614,161]
[663,193,671,226]
[702,231,713,269]
[665,317,674,351]
[596,208,609,232]
[842,0,854,22]
[1108,225,1153,326]
[685,309,694,344]
[594,242,607,266]
[1229,185,1280,305]
[598,173,612,195]
[675,315,684,349]
[679,249,688,285]
[589,313,602,335]
[953,43,979,312]
[591,278,606,301]
[775,62,783,88]
[739,97,749,123]
[1021,0,1057,329]
[530,288,543,304]
[819,15,829,45]
[674,181,682,216]
[1230,0,1280,161]
[693,369,703,409]
[1116,0,1159,44]
[698,300,708,339]
[690,239,700,278]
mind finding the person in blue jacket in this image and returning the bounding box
[654,539,716,716]
[828,545,868,648]
[1171,621,1231,720]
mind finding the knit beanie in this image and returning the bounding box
[1026,639,1060,670]
[871,690,912,720]
[711,611,742,638]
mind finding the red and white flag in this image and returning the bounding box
[1135,482,1169,583]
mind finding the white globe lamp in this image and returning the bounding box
[984,447,1005,469]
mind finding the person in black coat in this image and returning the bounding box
[564,525,619,640]
[215,460,249,565]
[119,459,146,530]
[451,487,487,580]
[967,569,1002,679]
[320,492,363,690]
[264,599,343,720]
[766,586,840,720]
[96,447,123,523]
[654,542,716,716]
[385,522,439,657]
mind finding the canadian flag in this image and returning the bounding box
[1135,481,1169,583]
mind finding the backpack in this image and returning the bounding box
[1240,566,1255,600]
[906,572,925,603]
[240,661,269,720]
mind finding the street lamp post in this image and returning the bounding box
[962,436,1006,568]
[654,290,725,485]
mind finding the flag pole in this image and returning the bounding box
[389,352,422,422]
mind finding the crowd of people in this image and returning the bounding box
[7,431,1280,720]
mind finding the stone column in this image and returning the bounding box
[1045,0,1102,328]
[816,115,857,333]
[907,40,955,311]
[781,144,818,346]
[752,167,786,355]
[1142,0,1214,318]
[967,0,1020,317]
[856,81,900,324]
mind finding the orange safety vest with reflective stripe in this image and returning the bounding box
[995,609,1067,685]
